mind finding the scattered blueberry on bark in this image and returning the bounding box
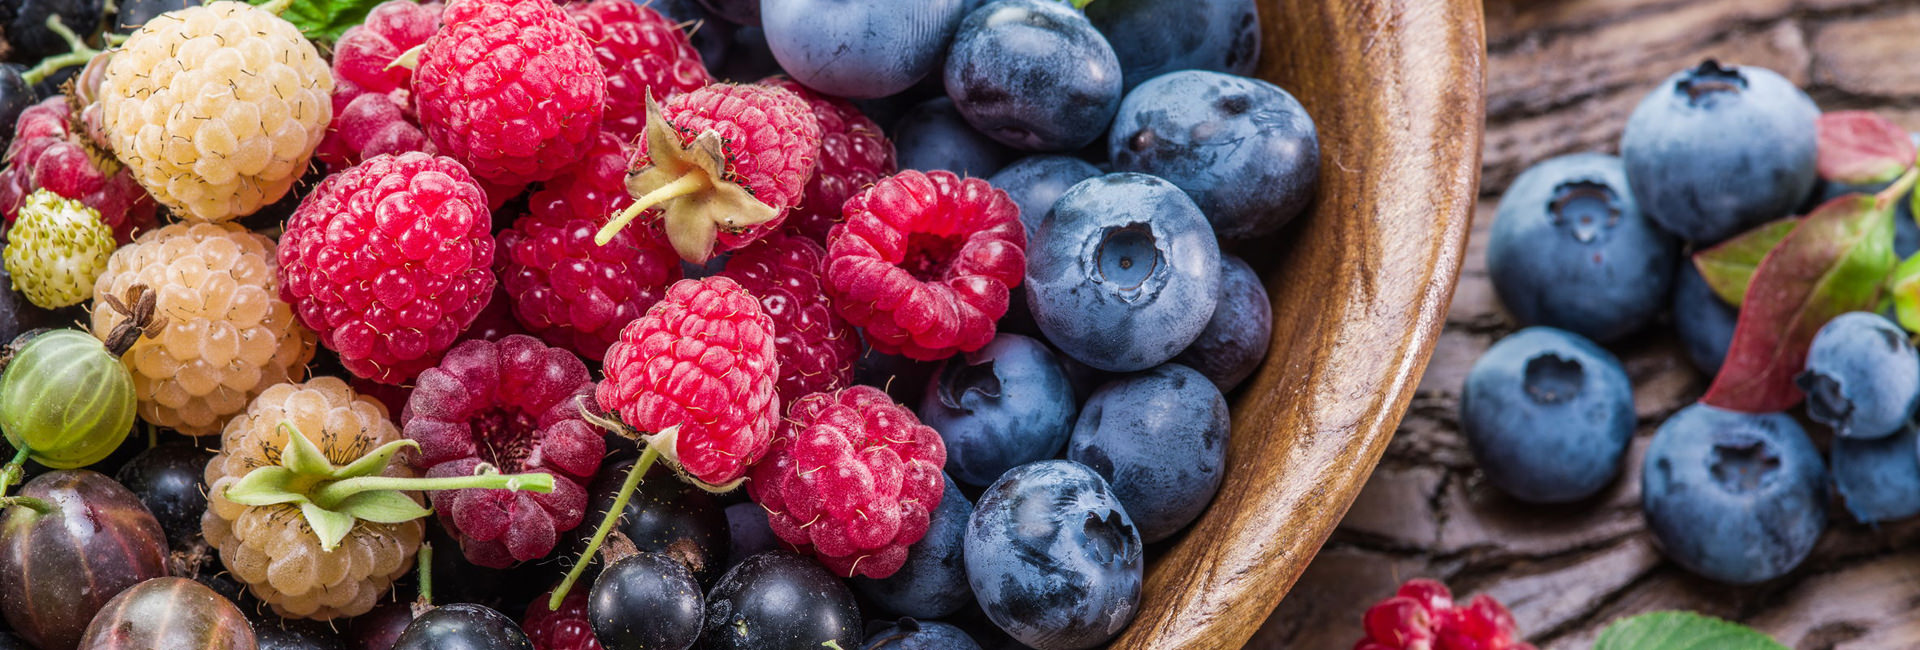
[1796,312,1920,440]
[1831,421,1920,524]
[1487,153,1679,343]
[1642,404,1827,584]
[965,460,1140,650]
[1109,70,1319,241]
[1621,60,1819,243]
[1461,327,1635,504]
[1067,363,1229,543]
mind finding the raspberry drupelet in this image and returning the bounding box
[826,170,1026,360]
[318,0,444,169]
[748,385,947,579]
[720,231,859,406]
[759,76,898,245]
[412,0,606,187]
[204,378,555,620]
[565,0,713,142]
[594,84,822,264]
[550,275,780,606]
[500,133,682,361]
[92,221,316,436]
[278,152,497,385]
[402,335,604,568]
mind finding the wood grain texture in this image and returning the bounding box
[1255,1,1920,648]
[1109,1,1487,647]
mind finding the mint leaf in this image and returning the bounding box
[1818,111,1917,186]
[251,0,387,43]
[1594,612,1787,650]
[1694,218,1798,306]
[1702,191,1899,412]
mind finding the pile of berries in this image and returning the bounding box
[0,0,1313,647]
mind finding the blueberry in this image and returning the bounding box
[1795,312,1920,440]
[589,552,705,650]
[1066,363,1228,542]
[724,502,780,568]
[1461,327,1635,503]
[988,156,1102,239]
[1642,403,1827,584]
[763,0,971,99]
[3,0,106,63]
[1082,0,1259,91]
[862,618,983,650]
[1621,60,1819,243]
[0,64,37,155]
[1173,254,1270,392]
[713,25,784,84]
[112,0,195,33]
[895,97,1014,177]
[1026,173,1221,373]
[1831,422,1920,523]
[642,0,733,73]
[695,0,758,25]
[1487,153,1678,342]
[1671,261,1738,376]
[944,0,1122,152]
[703,552,862,650]
[965,460,1140,650]
[920,333,1078,486]
[855,475,973,619]
[1109,71,1319,240]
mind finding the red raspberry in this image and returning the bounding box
[826,170,1025,360]
[759,77,897,245]
[403,335,603,568]
[279,152,497,385]
[595,276,779,489]
[747,385,946,578]
[413,0,606,186]
[720,232,858,406]
[501,133,682,361]
[524,586,602,650]
[465,286,532,343]
[318,0,443,169]
[596,84,821,264]
[0,97,156,244]
[1356,580,1536,650]
[565,0,713,142]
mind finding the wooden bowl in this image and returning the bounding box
[1109,1,1486,647]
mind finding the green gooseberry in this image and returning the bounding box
[0,330,136,469]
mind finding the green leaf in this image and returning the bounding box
[1594,611,1787,650]
[250,0,388,43]
[1693,218,1798,306]
[332,490,431,524]
[1703,191,1899,412]
[299,502,357,552]
[222,467,306,507]
[277,421,336,478]
[333,438,418,480]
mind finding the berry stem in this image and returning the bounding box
[310,471,555,509]
[21,16,99,86]
[594,173,712,246]
[0,496,53,516]
[0,446,30,498]
[548,443,660,610]
[417,542,434,606]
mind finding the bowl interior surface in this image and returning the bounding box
[1108,1,1486,648]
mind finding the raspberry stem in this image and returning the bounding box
[309,471,556,510]
[548,442,661,610]
[594,172,712,246]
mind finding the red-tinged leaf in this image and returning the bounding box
[1890,254,1920,333]
[1702,193,1898,412]
[1693,218,1798,306]
[1818,111,1917,186]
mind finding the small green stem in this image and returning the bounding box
[0,496,53,516]
[594,173,710,246]
[549,444,660,610]
[1879,166,1919,208]
[416,542,434,605]
[45,15,87,54]
[311,471,554,510]
[0,446,32,499]
[21,16,100,86]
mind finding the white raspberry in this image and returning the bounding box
[91,222,316,436]
[98,1,333,222]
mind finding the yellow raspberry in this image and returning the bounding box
[91,222,315,436]
[99,1,333,222]
[3,189,115,309]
